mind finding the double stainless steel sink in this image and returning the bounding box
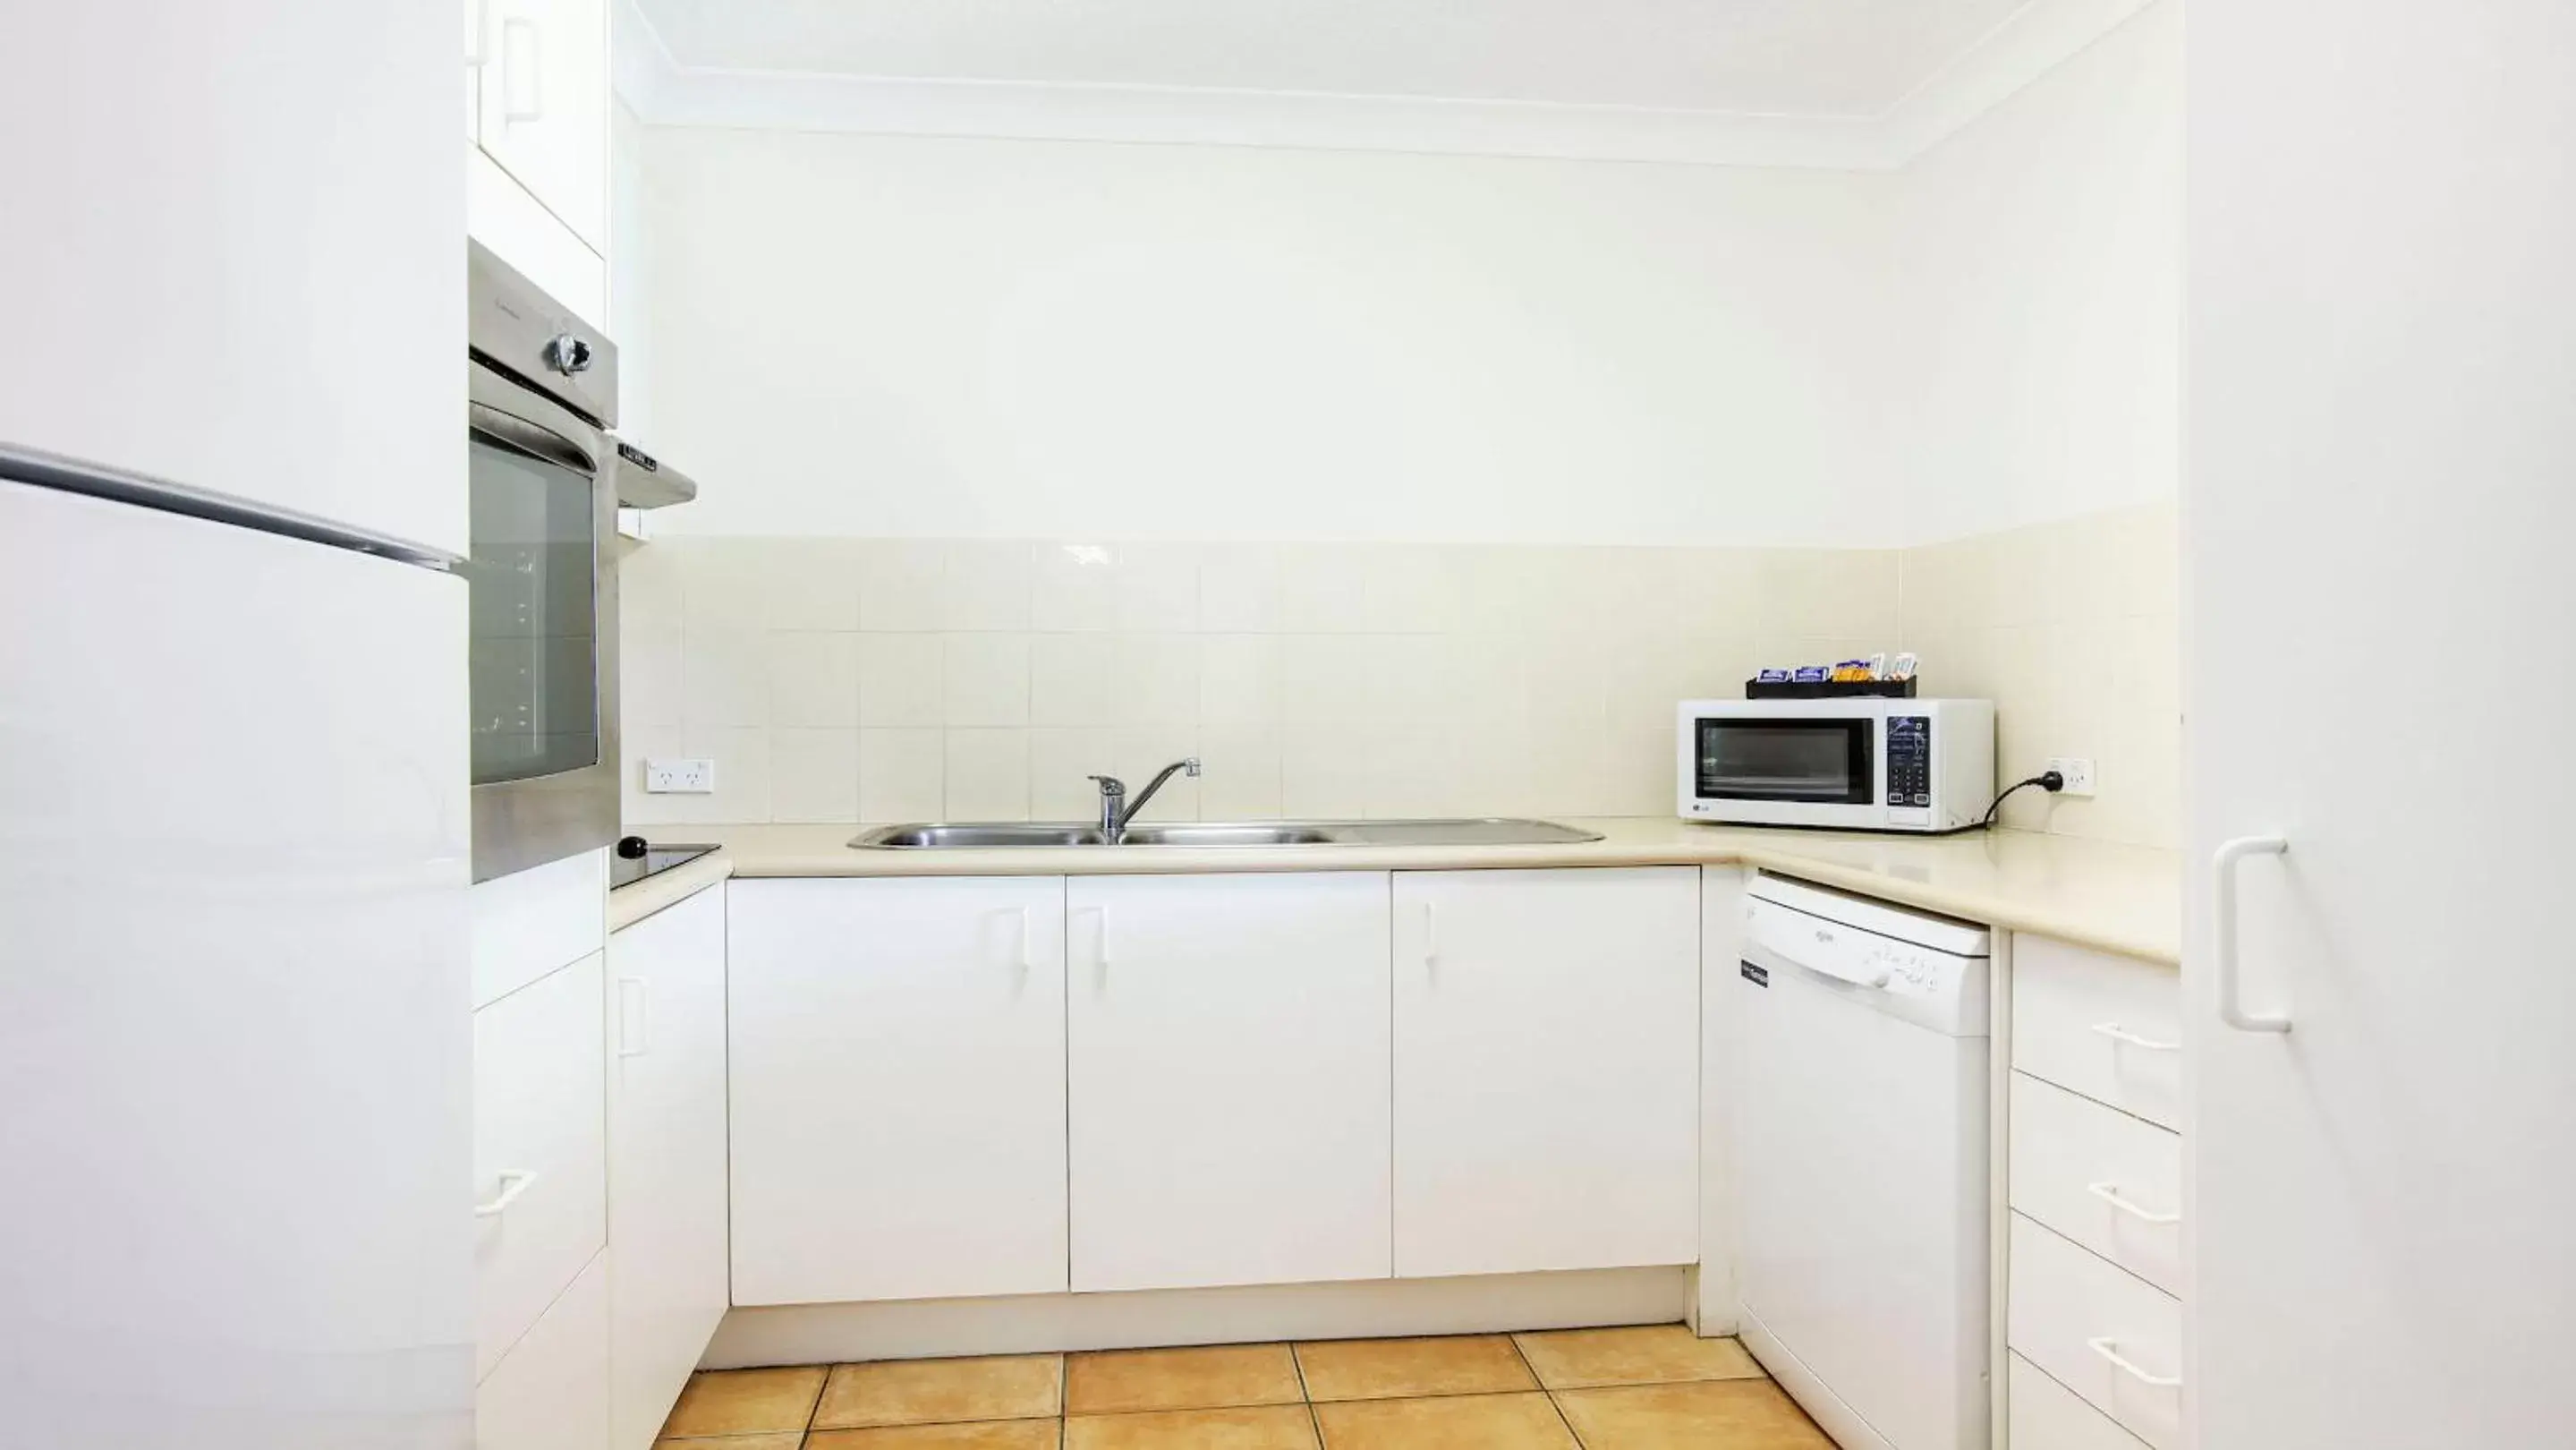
[849,818,1603,849]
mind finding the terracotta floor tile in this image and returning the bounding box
[1294,1335,1537,1402]
[1064,1405,1318,1450]
[654,1437,806,1450]
[1511,1325,1764,1389]
[1313,1392,1575,1450]
[814,1355,1064,1429]
[809,1420,1064,1449]
[1064,1343,1303,1415]
[660,1366,830,1437]
[1551,1381,1833,1449]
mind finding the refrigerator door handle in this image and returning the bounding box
[2214,834,2291,1033]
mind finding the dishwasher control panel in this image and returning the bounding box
[1741,874,1992,1036]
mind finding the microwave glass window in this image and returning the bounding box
[465,433,599,787]
[1696,719,1873,804]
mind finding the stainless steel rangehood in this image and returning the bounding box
[610,435,698,509]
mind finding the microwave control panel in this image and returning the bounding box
[1885,715,1933,808]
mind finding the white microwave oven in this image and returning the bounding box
[1677,697,1994,833]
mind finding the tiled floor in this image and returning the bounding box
[655,1323,1834,1449]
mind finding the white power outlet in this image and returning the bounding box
[644,757,717,794]
[2045,756,2098,798]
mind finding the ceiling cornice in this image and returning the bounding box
[613,0,2157,172]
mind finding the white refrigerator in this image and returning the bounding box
[2186,0,2576,1443]
[0,472,472,1449]
[0,4,471,1446]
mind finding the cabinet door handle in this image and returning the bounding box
[616,977,650,1057]
[467,0,489,65]
[1421,900,1439,966]
[501,16,542,124]
[473,1169,540,1218]
[2087,1337,2181,1388]
[2086,1181,2181,1224]
[984,907,1032,974]
[2214,833,2291,1033]
[2089,1021,2179,1053]
[1072,906,1109,977]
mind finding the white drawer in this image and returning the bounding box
[2011,936,2181,1130]
[474,951,607,1379]
[477,1250,610,1450]
[2009,1072,2183,1295]
[2008,1352,2151,1450]
[2009,1213,2182,1450]
[472,848,608,1009]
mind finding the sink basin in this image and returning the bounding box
[848,818,1602,849]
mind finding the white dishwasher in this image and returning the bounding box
[1738,874,1992,1450]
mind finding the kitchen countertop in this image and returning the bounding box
[608,848,735,933]
[637,819,2180,966]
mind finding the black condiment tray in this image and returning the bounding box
[1745,678,1918,699]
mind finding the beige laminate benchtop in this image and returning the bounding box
[608,848,735,934]
[621,820,2179,967]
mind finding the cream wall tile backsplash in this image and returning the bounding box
[1900,501,2181,849]
[620,536,1865,829]
[621,508,2179,847]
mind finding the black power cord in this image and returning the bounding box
[1982,769,2066,828]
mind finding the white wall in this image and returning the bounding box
[1892,0,2182,542]
[640,131,1896,546]
[614,6,2186,834]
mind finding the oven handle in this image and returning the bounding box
[472,400,598,476]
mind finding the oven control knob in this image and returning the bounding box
[543,333,594,376]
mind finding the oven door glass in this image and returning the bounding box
[465,411,600,787]
[1696,718,1874,805]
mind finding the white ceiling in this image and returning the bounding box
[628,0,2039,117]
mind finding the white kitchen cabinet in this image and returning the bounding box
[2008,1352,2150,1450]
[1067,873,1393,1292]
[470,149,608,328]
[2187,3,2576,1445]
[728,877,1069,1305]
[472,0,608,251]
[606,884,729,1450]
[1390,867,1699,1277]
[2009,1072,2182,1296]
[2011,936,2181,1130]
[1,0,463,554]
[474,951,608,1380]
[479,1250,611,1450]
[2009,1214,2181,1450]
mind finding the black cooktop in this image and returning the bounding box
[609,837,718,891]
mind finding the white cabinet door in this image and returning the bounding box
[2187,2,2576,1445]
[475,951,608,1380]
[606,885,728,1450]
[477,0,608,250]
[728,877,1067,1306]
[1067,873,1392,1292]
[1390,867,1699,1277]
[0,1,463,553]
[479,1250,610,1450]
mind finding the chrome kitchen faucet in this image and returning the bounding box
[1087,758,1201,840]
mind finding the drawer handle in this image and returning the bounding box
[2090,1021,2180,1053]
[473,1169,540,1218]
[2087,1337,2182,1389]
[2087,1181,2181,1224]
